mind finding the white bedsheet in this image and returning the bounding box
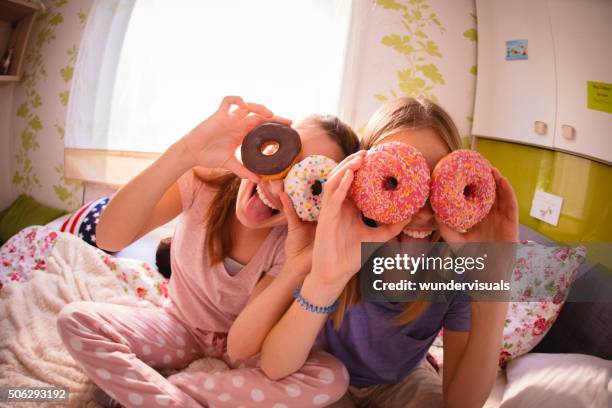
[0,228,170,406]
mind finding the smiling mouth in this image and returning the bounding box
[255,184,280,213]
[402,228,434,239]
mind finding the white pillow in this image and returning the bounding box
[45,213,70,230]
[501,353,612,408]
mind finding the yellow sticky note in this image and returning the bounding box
[587,81,612,114]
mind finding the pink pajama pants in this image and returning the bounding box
[57,301,348,407]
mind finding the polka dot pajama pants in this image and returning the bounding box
[57,301,349,408]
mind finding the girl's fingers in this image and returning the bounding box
[245,102,274,118]
[434,214,465,243]
[491,166,502,181]
[237,112,292,132]
[232,102,289,127]
[219,95,246,111]
[330,151,366,178]
[491,167,505,211]
[322,164,350,198]
[243,114,271,132]
[223,157,260,184]
[330,168,354,205]
[320,169,352,220]
[324,152,365,195]
[231,106,250,120]
[338,149,367,162]
[491,167,518,216]
[242,114,291,129]
[269,115,293,126]
[279,192,302,231]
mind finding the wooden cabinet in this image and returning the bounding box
[0,0,39,84]
[549,0,612,163]
[473,0,612,164]
[473,0,556,148]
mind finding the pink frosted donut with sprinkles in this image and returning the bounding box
[350,142,430,224]
[284,155,338,221]
[430,149,496,232]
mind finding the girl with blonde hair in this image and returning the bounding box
[256,97,518,407]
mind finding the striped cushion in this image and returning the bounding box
[60,197,110,249]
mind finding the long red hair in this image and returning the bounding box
[198,116,360,265]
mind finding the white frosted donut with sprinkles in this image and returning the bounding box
[284,155,338,221]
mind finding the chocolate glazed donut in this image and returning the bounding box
[241,123,302,179]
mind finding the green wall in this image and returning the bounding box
[476,138,612,267]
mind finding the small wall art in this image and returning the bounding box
[506,39,528,61]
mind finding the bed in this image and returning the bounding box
[0,216,610,407]
[0,214,177,407]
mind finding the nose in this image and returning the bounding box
[412,199,435,225]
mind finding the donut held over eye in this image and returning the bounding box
[430,149,496,232]
[350,142,430,224]
[284,155,338,221]
[241,123,302,180]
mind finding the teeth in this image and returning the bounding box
[402,229,433,239]
[256,185,278,210]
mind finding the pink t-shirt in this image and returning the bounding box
[168,170,286,333]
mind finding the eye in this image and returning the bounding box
[260,141,280,156]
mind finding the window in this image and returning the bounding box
[66,0,353,184]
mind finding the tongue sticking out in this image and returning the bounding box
[245,191,275,222]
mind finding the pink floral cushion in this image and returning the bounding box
[0,226,59,289]
[499,241,586,367]
[0,226,169,303]
[100,254,169,302]
[429,240,587,369]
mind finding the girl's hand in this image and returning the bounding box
[180,96,292,183]
[437,167,519,243]
[279,192,316,277]
[310,151,408,286]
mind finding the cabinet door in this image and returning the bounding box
[549,0,612,164]
[473,0,556,147]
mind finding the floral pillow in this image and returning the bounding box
[100,253,169,304]
[499,241,586,367]
[429,241,587,369]
[0,226,59,290]
[1,226,169,306]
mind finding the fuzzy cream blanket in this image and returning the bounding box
[0,228,223,407]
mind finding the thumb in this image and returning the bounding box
[280,192,302,231]
[434,214,464,243]
[243,114,269,133]
[223,156,261,184]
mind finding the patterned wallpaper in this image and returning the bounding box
[10,0,92,211]
[352,0,477,141]
[8,0,477,211]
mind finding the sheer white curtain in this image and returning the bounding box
[65,0,353,185]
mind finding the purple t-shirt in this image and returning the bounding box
[314,301,471,387]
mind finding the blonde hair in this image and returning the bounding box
[331,97,463,328]
[362,96,462,151]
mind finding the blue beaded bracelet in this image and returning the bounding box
[294,284,339,314]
